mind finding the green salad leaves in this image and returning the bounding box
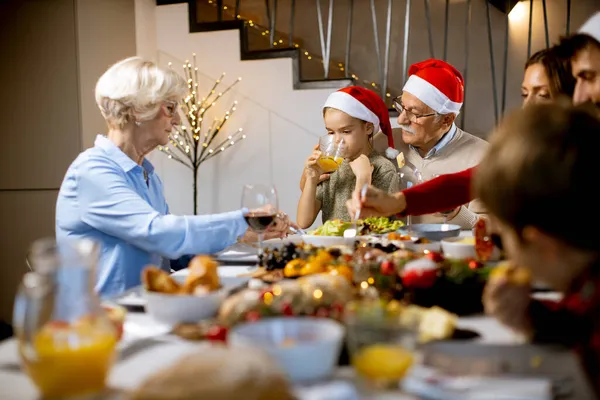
[309,217,404,236]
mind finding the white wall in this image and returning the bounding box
[147,3,338,227]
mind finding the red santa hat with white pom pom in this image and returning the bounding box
[323,86,399,159]
[402,59,465,116]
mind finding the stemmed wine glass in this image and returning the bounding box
[241,184,278,267]
[397,164,423,229]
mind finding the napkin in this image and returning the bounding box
[401,366,552,400]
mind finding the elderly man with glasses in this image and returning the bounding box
[374,59,488,229]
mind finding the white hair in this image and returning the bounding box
[95,56,187,128]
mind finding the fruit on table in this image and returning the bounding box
[284,259,306,278]
[328,264,353,282]
[490,261,531,285]
[353,344,414,380]
[300,261,326,276]
[401,258,438,288]
[205,325,228,343]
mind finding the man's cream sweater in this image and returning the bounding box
[375,126,489,228]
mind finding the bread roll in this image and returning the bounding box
[182,255,220,293]
[128,345,294,400]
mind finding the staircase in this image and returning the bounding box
[156,0,355,92]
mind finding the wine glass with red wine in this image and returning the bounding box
[241,184,278,266]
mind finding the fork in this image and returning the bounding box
[344,184,368,238]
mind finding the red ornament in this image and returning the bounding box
[206,325,228,342]
[331,303,344,314]
[402,269,438,288]
[380,260,396,275]
[245,311,261,322]
[425,251,444,263]
[315,307,329,318]
[281,302,294,316]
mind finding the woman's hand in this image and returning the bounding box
[346,185,406,218]
[241,211,297,242]
[483,274,533,337]
[349,154,373,180]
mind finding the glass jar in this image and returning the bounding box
[13,238,118,399]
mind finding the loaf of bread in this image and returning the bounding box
[127,345,295,400]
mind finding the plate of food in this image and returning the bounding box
[301,217,405,247]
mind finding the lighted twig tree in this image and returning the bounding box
[158,54,246,214]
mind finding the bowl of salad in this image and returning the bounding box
[302,218,405,247]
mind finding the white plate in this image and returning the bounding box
[300,235,361,247]
[215,242,259,262]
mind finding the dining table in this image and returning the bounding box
[0,241,594,400]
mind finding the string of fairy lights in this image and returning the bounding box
[206,0,394,99]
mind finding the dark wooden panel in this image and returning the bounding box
[0,190,58,323]
[0,0,81,190]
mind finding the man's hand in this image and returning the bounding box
[434,205,461,220]
[345,185,406,218]
[483,273,533,337]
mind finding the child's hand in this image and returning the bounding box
[483,273,533,337]
[349,154,373,179]
[304,149,326,181]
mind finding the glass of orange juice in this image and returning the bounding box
[344,298,418,393]
[317,135,345,173]
[13,238,118,399]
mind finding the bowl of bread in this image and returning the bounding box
[142,255,231,325]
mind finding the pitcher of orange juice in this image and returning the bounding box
[317,135,345,173]
[13,238,118,399]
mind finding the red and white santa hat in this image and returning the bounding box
[579,12,600,43]
[323,86,398,158]
[402,59,465,116]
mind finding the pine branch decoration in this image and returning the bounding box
[157,54,246,214]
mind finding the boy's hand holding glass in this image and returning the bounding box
[304,148,326,182]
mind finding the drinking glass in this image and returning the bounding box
[345,299,418,394]
[317,135,345,173]
[241,184,278,266]
[398,165,423,229]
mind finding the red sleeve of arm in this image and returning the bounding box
[400,166,475,216]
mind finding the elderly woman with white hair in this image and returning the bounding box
[56,57,291,297]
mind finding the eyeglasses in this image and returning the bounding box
[392,96,437,122]
[164,101,179,117]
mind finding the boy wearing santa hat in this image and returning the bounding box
[374,58,488,229]
[296,86,399,228]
